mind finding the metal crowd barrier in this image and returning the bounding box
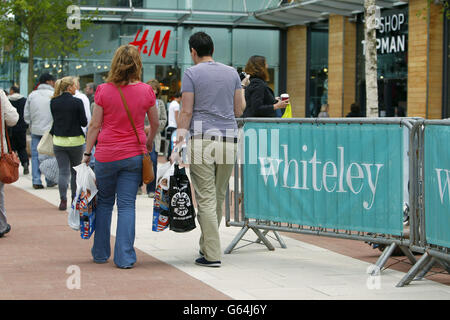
[224,118,421,283]
[396,119,450,287]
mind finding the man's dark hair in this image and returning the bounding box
[189,32,214,58]
[10,86,20,94]
[39,73,55,84]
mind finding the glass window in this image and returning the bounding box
[356,5,408,117]
[307,22,329,118]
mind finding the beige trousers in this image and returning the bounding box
[188,139,237,262]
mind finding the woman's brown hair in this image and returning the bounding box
[106,45,142,85]
[146,79,161,98]
[244,55,269,82]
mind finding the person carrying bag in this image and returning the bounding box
[117,86,154,185]
[82,44,159,269]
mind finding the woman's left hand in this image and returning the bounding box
[82,155,91,165]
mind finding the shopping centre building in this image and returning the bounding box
[0,0,448,119]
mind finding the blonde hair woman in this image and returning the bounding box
[50,76,88,210]
[82,45,159,269]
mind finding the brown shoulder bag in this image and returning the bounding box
[117,86,154,184]
[0,114,20,184]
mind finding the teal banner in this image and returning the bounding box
[424,125,450,248]
[242,122,404,235]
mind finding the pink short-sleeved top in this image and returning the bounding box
[94,82,156,162]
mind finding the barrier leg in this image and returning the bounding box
[436,259,450,274]
[254,230,270,244]
[414,257,438,281]
[251,227,275,251]
[371,243,397,274]
[224,226,249,254]
[255,230,287,249]
[396,252,432,287]
[398,245,417,265]
[273,231,287,249]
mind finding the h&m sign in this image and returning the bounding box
[129,29,171,58]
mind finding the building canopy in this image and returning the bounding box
[79,0,408,29]
[254,0,409,28]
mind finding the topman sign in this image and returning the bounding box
[362,12,407,55]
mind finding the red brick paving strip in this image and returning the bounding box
[0,185,230,300]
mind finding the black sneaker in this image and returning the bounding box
[195,257,221,268]
[23,163,29,175]
[32,184,44,189]
[0,224,11,238]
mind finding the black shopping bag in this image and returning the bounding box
[169,164,196,232]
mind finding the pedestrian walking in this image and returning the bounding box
[0,89,19,238]
[318,104,330,118]
[242,55,288,118]
[74,77,92,134]
[82,44,159,269]
[145,79,167,198]
[170,31,245,267]
[8,86,29,174]
[84,82,96,105]
[346,103,362,117]
[24,73,57,189]
[50,77,88,211]
[166,91,181,160]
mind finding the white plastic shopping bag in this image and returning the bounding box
[68,164,98,231]
[157,162,175,191]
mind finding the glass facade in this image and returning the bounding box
[356,5,409,117]
[306,22,329,118]
[0,0,280,100]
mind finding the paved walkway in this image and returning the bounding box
[1,165,449,300]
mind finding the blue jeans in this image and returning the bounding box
[31,134,53,186]
[91,155,142,268]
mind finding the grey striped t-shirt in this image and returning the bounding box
[181,61,242,138]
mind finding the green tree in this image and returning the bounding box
[0,0,96,93]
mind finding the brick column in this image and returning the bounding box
[287,25,307,117]
[408,0,444,118]
[328,15,356,117]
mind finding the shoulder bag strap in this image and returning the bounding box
[0,107,5,155]
[117,86,145,153]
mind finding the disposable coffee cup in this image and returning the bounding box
[281,93,289,101]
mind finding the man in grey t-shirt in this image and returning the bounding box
[171,32,246,267]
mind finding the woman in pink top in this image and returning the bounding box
[82,45,159,269]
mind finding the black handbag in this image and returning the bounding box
[169,164,196,233]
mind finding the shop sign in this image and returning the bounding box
[129,29,171,58]
[362,12,407,55]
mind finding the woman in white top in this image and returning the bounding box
[166,91,181,160]
[0,90,19,238]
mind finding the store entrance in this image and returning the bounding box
[378,78,407,117]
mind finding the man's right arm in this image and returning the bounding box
[24,94,31,124]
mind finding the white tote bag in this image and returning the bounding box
[37,130,54,156]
